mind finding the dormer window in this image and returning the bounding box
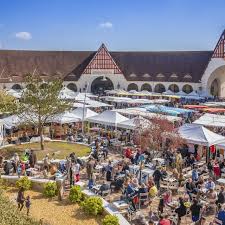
[55,71,62,76]
[156,73,165,78]
[170,73,178,78]
[143,73,151,78]
[184,74,192,79]
[41,72,48,77]
[11,74,19,77]
[129,73,137,78]
[68,73,76,77]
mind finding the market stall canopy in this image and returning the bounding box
[73,102,90,108]
[59,87,77,100]
[86,110,128,127]
[74,93,91,101]
[143,105,181,116]
[117,116,151,130]
[49,112,80,124]
[3,115,20,129]
[183,105,208,110]
[203,102,225,107]
[113,107,182,123]
[163,90,175,95]
[202,108,225,113]
[2,114,39,129]
[6,89,22,99]
[71,108,98,120]
[188,91,199,96]
[193,113,225,127]
[176,91,187,96]
[216,141,225,149]
[178,124,225,146]
[81,99,112,108]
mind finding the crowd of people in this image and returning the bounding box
[2,133,225,225]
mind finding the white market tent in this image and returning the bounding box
[73,102,90,108]
[74,93,91,101]
[163,90,175,95]
[193,113,225,127]
[203,102,225,107]
[71,108,98,120]
[176,91,187,96]
[59,87,77,100]
[188,91,199,96]
[129,90,139,94]
[113,108,182,123]
[49,112,80,124]
[7,89,22,99]
[117,116,151,130]
[86,110,128,127]
[3,115,20,129]
[84,99,112,108]
[140,90,152,95]
[178,123,225,146]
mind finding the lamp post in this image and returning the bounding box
[81,75,107,135]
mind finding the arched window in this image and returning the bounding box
[127,83,138,91]
[154,83,166,93]
[182,84,193,94]
[141,83,152,91]
[67,83,77,92]
[168,84,179,93]
[11,84,22,91]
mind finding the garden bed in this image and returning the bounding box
[0,141,91,160]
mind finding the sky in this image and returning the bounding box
[0,0,225,51]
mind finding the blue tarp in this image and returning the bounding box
[142,105,194,117]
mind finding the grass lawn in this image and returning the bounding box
[4,188,103,225]
[0,141,91,160]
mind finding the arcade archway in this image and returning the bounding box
[91,77,114,94]
[154,83,165,93]
[207,66,225,97]
[168,84,179,93]
[210,79,220,97]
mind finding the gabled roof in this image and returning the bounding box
[82,44,122,74]
[111,51,212,82]
[212,29,225,58]
[0,48,213,83]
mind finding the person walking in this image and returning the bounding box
[153,167,162,190]
[17,187,25,211]
[190,199,202,222]
[25,195,31,216]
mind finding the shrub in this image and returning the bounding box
[16,176,32,191]
[69,185,83,203]
[102,215,119,225]
[43,182,58,198]
[82,196,103,215]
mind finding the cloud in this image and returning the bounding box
[15,32,32,40]
[99,22,113,29]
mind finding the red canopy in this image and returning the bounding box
[202,108,225,113]
[183,105,208,110]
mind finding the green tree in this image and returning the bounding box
[18,74,72,150]
[0,90,17,114]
